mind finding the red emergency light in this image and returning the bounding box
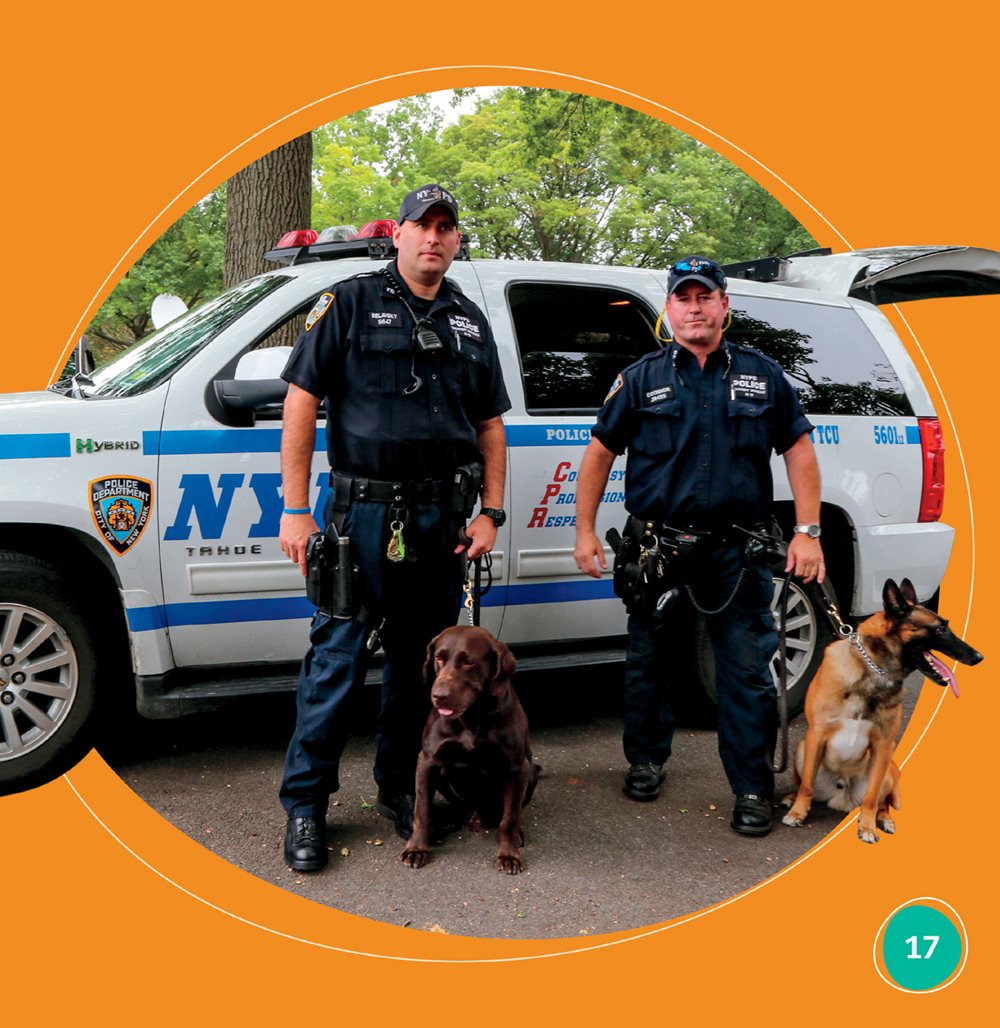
[354,220,397,239]
[275,229,318,248]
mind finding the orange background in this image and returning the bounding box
[4,4,996,1020]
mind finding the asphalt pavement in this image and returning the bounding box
[103,666,922,940]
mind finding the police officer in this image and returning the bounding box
[573,256,824,836]
[278,185,510,871]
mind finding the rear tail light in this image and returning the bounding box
[354,219,397,239]
[275,229,318,248]
[917,416,945,522]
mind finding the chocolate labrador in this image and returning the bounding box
[400,625,541,874]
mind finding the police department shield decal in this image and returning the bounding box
[89,477,153,556]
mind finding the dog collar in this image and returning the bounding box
[841,625,893,685]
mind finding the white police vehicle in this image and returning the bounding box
[1,235,997,793]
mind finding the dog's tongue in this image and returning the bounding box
[437,707,455,717]
[927,653,959,698]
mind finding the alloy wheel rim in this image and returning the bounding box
[0,603,79,761]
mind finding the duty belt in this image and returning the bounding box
[331,471,448,507]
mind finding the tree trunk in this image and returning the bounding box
[224,133,312,347]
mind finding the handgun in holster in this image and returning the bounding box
[607,523,681,618]
[451,462,484,517]
[305,527,359,619]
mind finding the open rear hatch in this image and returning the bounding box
[729,245,1000,304]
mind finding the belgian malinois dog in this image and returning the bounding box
[782,578,983,843]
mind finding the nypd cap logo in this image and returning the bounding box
[90,477,153,556]
[398,183,459,224]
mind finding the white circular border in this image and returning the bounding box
[872,896,969,993]
[63,63,977,963]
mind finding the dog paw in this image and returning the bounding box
[781,812,804,827]
[857,825,879,844]
[400,846,430,869]
[877,815,896,834]
[496,851,523,875]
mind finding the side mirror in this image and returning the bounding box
[213,346,292,422]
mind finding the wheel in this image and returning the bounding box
[692,574,835,721]
[0,552,102,795]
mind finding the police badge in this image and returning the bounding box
[89,477,153,556]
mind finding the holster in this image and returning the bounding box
[450,462,484,517]
[607,519,681,619]
[741,515,788,571]
[305,526,362,620]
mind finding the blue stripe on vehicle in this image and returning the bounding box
[142,429,325,455]
[0,433,72,459]
[125,579,616,632]
[131,425,593,455]
[905,425,920,444]
[505,425,592,447]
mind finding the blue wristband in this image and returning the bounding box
[282,507,311,515]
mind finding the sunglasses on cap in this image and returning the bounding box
[670,258,727,289]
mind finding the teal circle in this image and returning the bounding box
[882,905,963,991]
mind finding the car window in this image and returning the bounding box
[87,275,292,399]
[508,282,661,414]
[727,296,914,416]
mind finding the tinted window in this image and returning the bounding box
[727,296,913,416]
[509,283,660,413]
[87,275,292,399]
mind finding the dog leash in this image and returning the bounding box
[810,579,890,683]
[771,573,793,773]
[459,528,493,627]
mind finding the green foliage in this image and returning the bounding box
[87,88,816,355]
[85,189,226,364]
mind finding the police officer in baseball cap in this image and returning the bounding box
[277,183,510,870]
[574,253,824,836]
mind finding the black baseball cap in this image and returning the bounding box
[667,256,727,295]
[397,184,459,225]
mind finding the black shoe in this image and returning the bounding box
[623,762,666,801]
[731,794,773,836]
[284,816,327,871]
[377,792,415,840]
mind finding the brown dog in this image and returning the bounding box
[782,577,982,843]
[400,625,540,874]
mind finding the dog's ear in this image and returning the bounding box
[488,636,517,693]
[899,578,918,605]
[423,631,443,686]
[882,578,914,619]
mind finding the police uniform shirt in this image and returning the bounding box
[282,261,510,481]
[592,340,813,526]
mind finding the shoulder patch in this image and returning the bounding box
[604,373,625,403]
[305,292,335,331]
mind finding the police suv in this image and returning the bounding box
[1,237,997,794]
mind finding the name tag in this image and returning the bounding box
[730,374,769,401]
[645,385,675,403]
[368,311,402,328]
[447,313,482,340]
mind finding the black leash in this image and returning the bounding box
[771,572,793,773]
[459,528,493,626]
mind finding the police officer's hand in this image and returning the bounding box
[574,529,607,579]
[456,514,497,560]
[786,534,825,584]
[280,512,320,576]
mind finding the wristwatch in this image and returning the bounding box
[793,523,821,539]
[480,507,507,527]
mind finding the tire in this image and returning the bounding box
[693,574,835,721]
[0,552,102,795]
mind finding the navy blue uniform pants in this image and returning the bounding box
[280,499,464,818]
[622,546,779,798]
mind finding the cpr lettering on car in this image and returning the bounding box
[526,459,625,528]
